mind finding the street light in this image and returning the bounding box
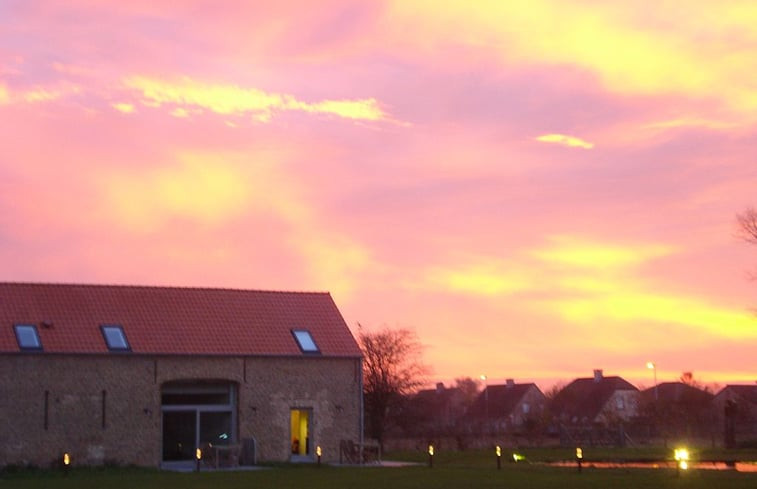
[480,374,488,430]
[646,362,658,401]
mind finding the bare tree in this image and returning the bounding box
[454,376,482,409]
[737,207,757,244]
[358,325,429,447]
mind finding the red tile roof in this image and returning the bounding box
[0,283,362,357]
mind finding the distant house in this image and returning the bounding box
[403,383,467,436]
[641,382,714,405]
[466,379,546,434]
[550,370,639,426]
[713,384,757,447]
[638,382,715,440]
[0,283,362,468]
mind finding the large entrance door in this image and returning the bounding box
[161,382,236,461]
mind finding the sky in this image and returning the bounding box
[1,0,756,390]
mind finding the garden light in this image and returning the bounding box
[576,447,583,473]
[674,448,689,476]
[316,445,322,466]
[428,444,434,468]
[512,452,525,462]
[495,445,502,470]
[195,447,202,472]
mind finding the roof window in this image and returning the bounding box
[292,329,319,353]
[14,324,42,351]
[100,325,131,351]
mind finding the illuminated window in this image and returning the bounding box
[14,324,42,351]
[292,330,319,353]
[100,325,130,351]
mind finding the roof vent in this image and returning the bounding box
[593,369,603,383]
[40,320,54,329]
[506,379,515,388]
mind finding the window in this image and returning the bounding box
[14,324,42,350]
[616,396,625,410]
[100,325,130,351]
[292,329,319,353]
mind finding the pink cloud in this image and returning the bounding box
[2,0,756,387]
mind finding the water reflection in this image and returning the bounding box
[546,460,757,473]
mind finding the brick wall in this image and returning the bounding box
[0,354,361,467]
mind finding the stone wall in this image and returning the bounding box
[0,354,361,467]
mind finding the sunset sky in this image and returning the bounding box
[2,1,755,390]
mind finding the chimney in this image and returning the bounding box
[435,382,444,394]
[506,379,515,389]
[593,369,603,383]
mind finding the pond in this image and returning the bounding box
[546,460,757,473]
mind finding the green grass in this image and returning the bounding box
[2,464,756,489]
[2,448,756,489]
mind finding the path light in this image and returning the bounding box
[674,448,689,476]
[495,445,502,470]
[428,444,434,468]
[576,447,583,473]
[63,452,70,476]
[195,447,202,472]
[316,445,322,466]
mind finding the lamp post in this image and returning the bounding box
[646,362,658,401]
[480,374,488,431]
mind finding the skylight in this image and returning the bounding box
[292,329,319,353]
[14,324,42,351]
[100,325,130,351]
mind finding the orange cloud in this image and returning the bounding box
[535,134,594,149]
[123,76,387,122]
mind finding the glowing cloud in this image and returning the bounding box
[535,134,595,149]
[0,84,9,105]
[416,261,533,296]
[123,76,386,122]
[104,155,251,230]
[387,1,757,113]
[111,102,135,114]
[532,236,674,269]
[549,289,757,341]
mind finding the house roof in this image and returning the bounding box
[0,282,361,357]
[467,383,539,418]
[715,385,757,405]
[640,382,714,404]
[550,375,638,421]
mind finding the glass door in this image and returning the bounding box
[162,410,196,461]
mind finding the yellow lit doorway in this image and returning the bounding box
[290,409,311,458]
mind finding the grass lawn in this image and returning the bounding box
[2,465,756,489]
[2,460,756,489]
